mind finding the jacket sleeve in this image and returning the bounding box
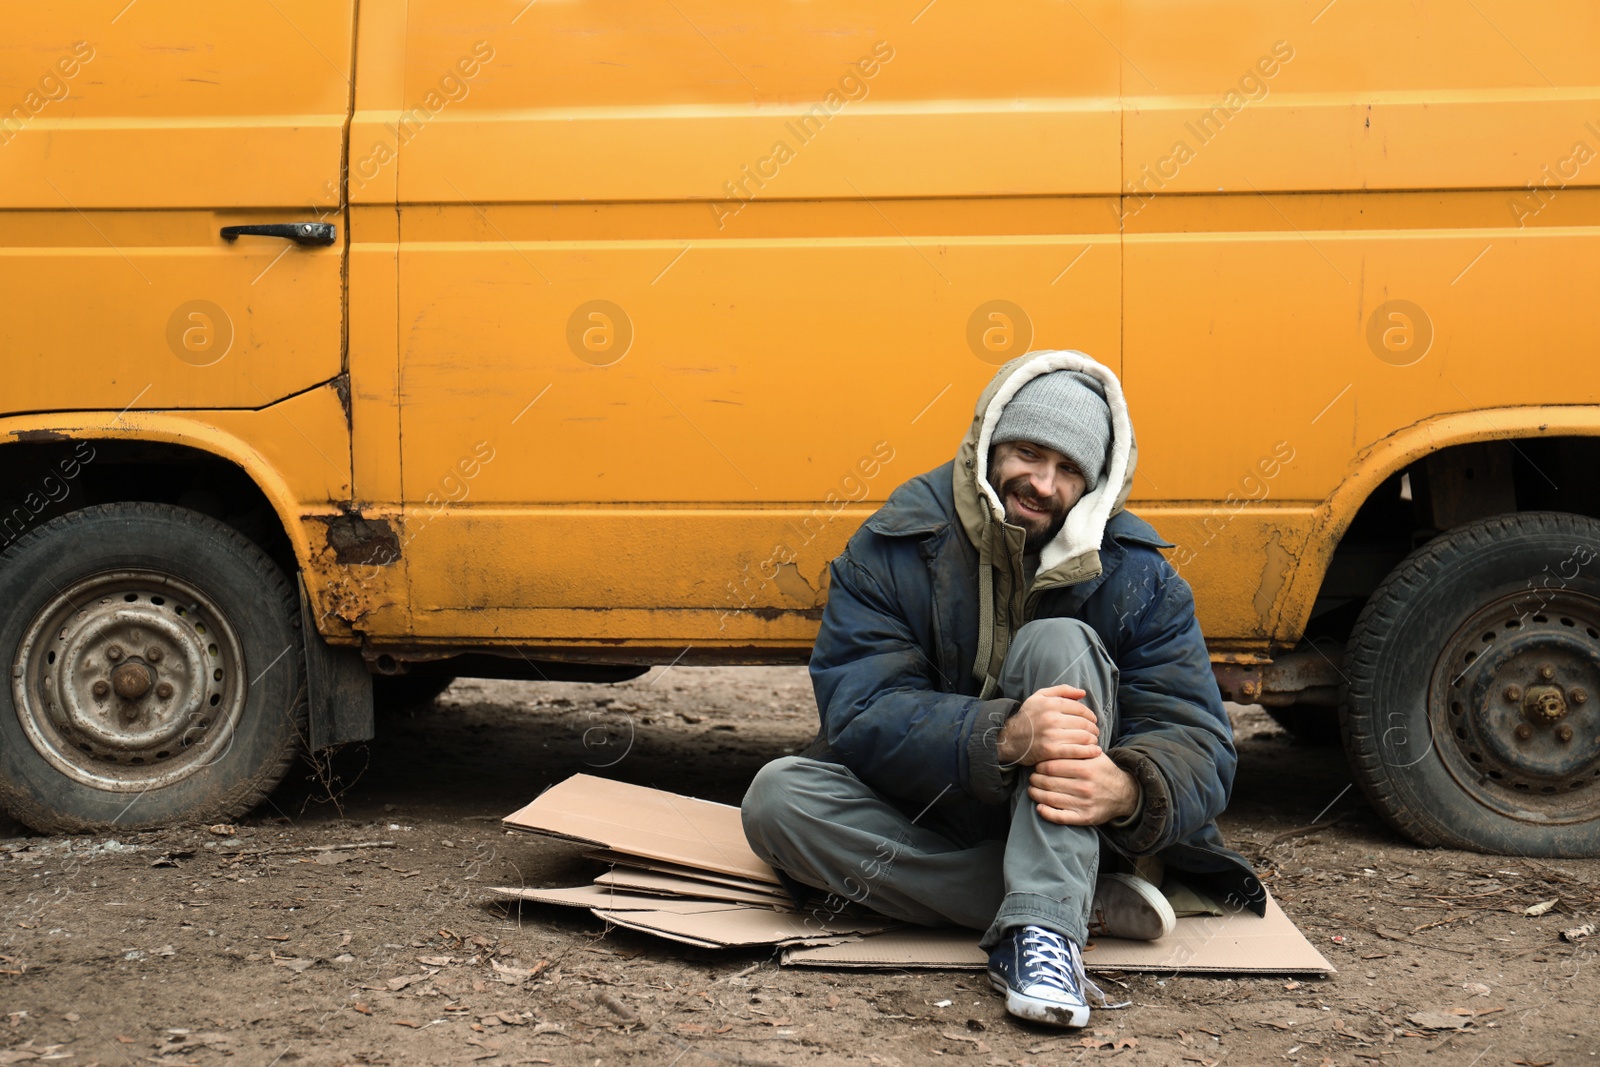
[809,543,1021,808]
[1102,557,1237,855]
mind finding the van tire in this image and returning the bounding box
[0,503,305,834]
[1341,511,1600,856]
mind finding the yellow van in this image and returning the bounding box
[3,2,1598,855]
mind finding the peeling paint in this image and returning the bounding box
[773,561,819,605]
[1253,528,1294,630]
[13,429,71,444]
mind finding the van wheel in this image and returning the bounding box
[0,503,305,834]
[1342,511,1600,855]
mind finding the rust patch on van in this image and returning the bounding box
[13,429,71,444]
[310,513,401,567]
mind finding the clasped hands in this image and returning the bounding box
[995,683,1139,827]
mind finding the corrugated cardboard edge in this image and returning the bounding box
[780,895,1335,975]
[489,884,790,914]
[585,850,786,895]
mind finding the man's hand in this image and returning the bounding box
[995,683,1101,768]
[1027,755,1140,826]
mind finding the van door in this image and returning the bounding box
[388,2,1123,650]
[0,3,353,413]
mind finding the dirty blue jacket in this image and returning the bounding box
[805,459,1265,914]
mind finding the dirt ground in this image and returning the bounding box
[3,666,1597,1066]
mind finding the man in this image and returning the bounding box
[742,350,1262,1029]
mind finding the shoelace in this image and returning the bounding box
[1020,927,1131,1010]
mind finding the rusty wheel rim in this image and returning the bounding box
[12,570,248,792]
[1431,590,1600,825]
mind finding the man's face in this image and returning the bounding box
[987,440,1089,552]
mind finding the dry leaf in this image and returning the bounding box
[416,956,454,967]
[1405,1011,1471,1031]
[1561,923,1595,943]
[490,958,548,982]
[386,973,430,991]
[941,1031,990,1053]
[1524,898,1558,917]
[313,851,356,865]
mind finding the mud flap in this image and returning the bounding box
[297,577,374,751]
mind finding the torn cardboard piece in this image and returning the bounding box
[594,902,892,948]
[594,868,792,907]
[503,774,778,884]
[584,850,786,897]
[780,894,1334,975]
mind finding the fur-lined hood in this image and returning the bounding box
[954,349,1138,585]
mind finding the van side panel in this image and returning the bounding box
[381,3,1125,647]
[1120,1,1600,650]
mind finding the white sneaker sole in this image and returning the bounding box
[1091,872,1177,941]
[988,973,1091,1028]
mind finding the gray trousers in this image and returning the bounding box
[742,618,1120,950]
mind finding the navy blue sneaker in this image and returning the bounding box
[986,925,1093,1028]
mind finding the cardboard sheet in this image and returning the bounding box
[780,894,1334,975]
[503,775,778,884]
[501,776,1330,976]
[593,902,892,948]
[594,869,792,907]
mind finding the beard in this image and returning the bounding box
[994,472,1069,552]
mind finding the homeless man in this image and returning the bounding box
[741,350,1263,1029]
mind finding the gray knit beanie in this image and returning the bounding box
[991,370,1111,491]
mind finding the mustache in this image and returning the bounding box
[999,475,1061,517]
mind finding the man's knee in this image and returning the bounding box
[1012,617,1103,658]
[741,756,841,860]
[742,755,808,830]
[1002,618,1118,698]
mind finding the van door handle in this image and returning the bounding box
[220,222,337,246]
